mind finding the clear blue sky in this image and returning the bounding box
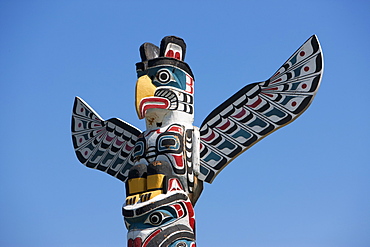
[1,1,369,246]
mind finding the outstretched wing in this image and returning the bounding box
[198,35,323,183]
[71,97,142,182]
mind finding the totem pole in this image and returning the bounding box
[71,35,323,246]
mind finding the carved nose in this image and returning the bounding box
[127,237,142,247]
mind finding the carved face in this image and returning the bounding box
[135,65,194,129]
[134,36,195,130]
[123,192,196,247]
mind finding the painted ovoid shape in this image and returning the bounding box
[71,35,323,246]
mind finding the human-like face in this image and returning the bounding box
[123,192,196,247]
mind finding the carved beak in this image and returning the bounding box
[135,75,156,119]
[135,75,170,119]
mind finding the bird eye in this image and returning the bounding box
[156,69,171,84]
[149,212,162,225]
[144,211,171,226]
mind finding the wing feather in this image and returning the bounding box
[71,97,142,182]
[198,35,323,183]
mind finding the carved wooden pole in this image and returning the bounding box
[71,35,323,246]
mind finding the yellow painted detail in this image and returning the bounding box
[125,194,140,205]
[140,190,163,202]
[135,75,156,119]
[147,174,165,190]
[127,177,147,195]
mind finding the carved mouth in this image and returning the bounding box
[138,88,194,119]
[139,97,170,119]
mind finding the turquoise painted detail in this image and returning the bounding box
[125,207,178,230]
[290,81,301,90]
[265,107,286,118]
[281,95,295,105]
[200,165,209,176]
[101,152,114,165]
[247,117,267,128]
[232,128,252,140]
[145,65,187,91]
[289,54,298,65]
[158,135,180,151]
[203,151,221,163]
[90,149,104,162]
[169,240,195,247]
[134,141,145,158]
[217,139,236,152]
[293,65,303,77]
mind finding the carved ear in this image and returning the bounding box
[160,36,186,61]
[139,42,160,62]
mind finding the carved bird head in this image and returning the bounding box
[135,36,195,129]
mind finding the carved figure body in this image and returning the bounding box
[71,35,323,246]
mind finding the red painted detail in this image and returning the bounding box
[199,142,203,149]
[115,139,124,146]
[262,92,274,97]
[78,123,82,128]
[232,108,247,118]
[304,66,310,72]
[95,135,102,143]
[125,142,135,151]
[292,101,297,107]
[300,51,305,56]
[247,97,262,108]
[168,178,184,192]
[185,201,195,230]
[80,108,84,112]
[272,72,280,78]
[98,133,104,139]
[185,75,194,94]
[128,238,142,247]
[79,138,83,143]
[200,130,215,142]
[173,154,184,168]
[217,120,231,130]
[166,50,174,58]
[134,238,142,247]
[106,135,114,142]
[139,97,170,118]
[264,87,278,91]
[84,151,88,156]
[175,52,181,60]
[168,125,183,134]
[172,204,184,218]
[97,133,105,141]
[142,229,161,247]
[93,123,101,127]
[271,78,282,84]
[128,239,133,247]
[302,84,307,89]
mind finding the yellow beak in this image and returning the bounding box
[135,75,156,119]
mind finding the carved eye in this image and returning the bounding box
[175,242,187,247]
[157,134,182,153]
[144,211,171,226]
[156,69,171,84]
